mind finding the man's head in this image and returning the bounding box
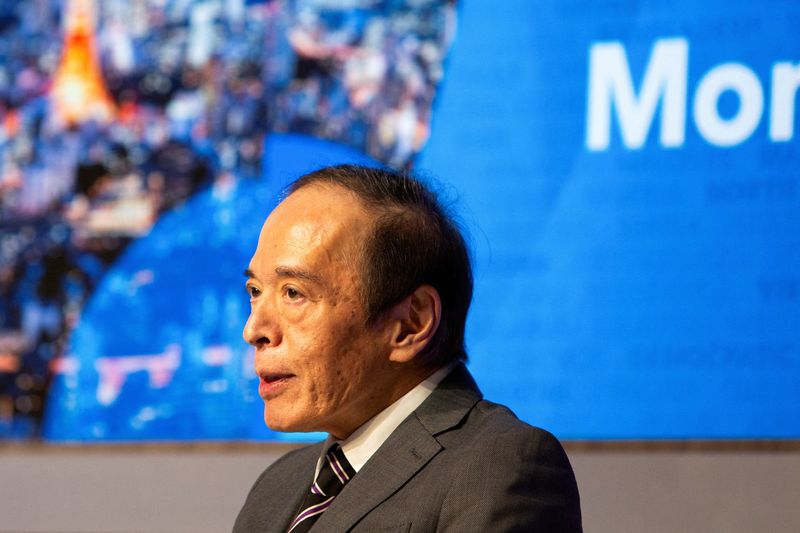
[243,165,472,438]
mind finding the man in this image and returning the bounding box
[234,165,582,532]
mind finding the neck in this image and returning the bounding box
[328,363,440,440]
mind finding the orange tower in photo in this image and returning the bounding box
[51,0,115,126]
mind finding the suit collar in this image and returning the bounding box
[414,362,483,436]
[310,363,481,531]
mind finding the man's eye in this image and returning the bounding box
[247,285,261,298]
[286,287,300,300]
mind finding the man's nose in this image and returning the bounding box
[242,299,281,348]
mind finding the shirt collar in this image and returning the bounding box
[315,363,456,476]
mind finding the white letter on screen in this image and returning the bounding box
[586,38,688,150]
[770,62,800,142]
[694,63,763,147]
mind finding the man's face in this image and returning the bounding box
[243,184,393,439]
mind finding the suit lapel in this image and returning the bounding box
[311,364,482,531]
[267,444,322,532]
[276,476,314,532]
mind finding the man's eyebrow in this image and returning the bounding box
[274,266,326,286]
[243,269,255,279]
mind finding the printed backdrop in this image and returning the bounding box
[1,0,797,440]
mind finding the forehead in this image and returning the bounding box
[253,184,371,271]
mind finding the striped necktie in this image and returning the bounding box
[288,443,356,533]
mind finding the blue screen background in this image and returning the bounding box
[44,0,800,440]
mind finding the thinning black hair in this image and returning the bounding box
[288,164,473,368]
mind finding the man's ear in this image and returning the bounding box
[386,285,441,364]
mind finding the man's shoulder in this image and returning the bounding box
[371,379,582,532]
[242,442,323,505]
[233,442,323,533]
[438,394,569,460]
[253,441,323,486]
[422,363,567,454]
[432,397,582,531]
[418,367,576,488]
[474,397,560,440]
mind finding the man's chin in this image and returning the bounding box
[263,406,308,434]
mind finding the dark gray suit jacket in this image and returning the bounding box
[233,364,582,532]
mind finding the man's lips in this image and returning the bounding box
[260,371,294,383]
[257,372,295,398]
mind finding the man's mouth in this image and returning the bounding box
[258,372,295,398]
